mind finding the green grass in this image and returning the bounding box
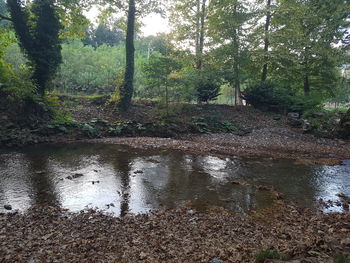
[254,249,286,263]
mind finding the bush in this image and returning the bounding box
[243,81,292,112]
[196,78,221,103]
[244,81,322,114]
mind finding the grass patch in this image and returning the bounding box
[254,249,286,263]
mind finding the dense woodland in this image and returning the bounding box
[0,0,349,141]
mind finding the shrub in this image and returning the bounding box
[243,81,292,113]
[196,78,221,103]
[244,81,323,114]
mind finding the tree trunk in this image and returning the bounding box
[233,5,242,105]
[304,74,310,95]
[119,0,135,112]
[261,0,271,82]
[197,0,206,70]
[303,46,310,95]
[195,0,200,69]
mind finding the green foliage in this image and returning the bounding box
[335,254,350,263]
[0,28,35,102]
[244,81,323,114]
[82,22,125,48]
[254,249,286,263]
[53,40,125,94]
[244,81,293,112]
[7,0,62,95]
[195,75,221,103]
[190,116,240,134]
[142,52,181,99]
[82,123,96,136]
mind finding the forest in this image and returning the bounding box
[1,0,350,262]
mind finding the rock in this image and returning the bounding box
[288,118,303,128]
[72,173,84,179]
[302,119,313,133]
[287,112,300,119]
[187,209,195,215]
[4,205,12,210]
[139,252,148,260]
[330,117,341,125]
[273,116,281,121]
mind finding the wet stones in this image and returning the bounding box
[66,173,84,180]
[287,112,303,128]
[4,205,12,210]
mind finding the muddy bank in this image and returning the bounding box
[1,202,349,263]
[91,127,350,165]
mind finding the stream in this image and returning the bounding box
[0,143,349,216]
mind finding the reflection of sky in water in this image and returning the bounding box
[0,154,33,211]
[0,143,349,215]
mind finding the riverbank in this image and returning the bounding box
[1,202,349,263]
[90,128,350,165]
[1,98,349,164]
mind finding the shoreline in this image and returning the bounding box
[86,128,350,166]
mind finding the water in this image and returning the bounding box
[0,143,349,216]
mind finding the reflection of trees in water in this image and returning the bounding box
[161,154,224,210]
[24,151,59,206]
[233,161,319,206]
[107,151,134,217]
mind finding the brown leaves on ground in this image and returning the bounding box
[92,127,350,165]
[0,203,349,263]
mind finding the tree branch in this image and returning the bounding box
[0,14,12,21]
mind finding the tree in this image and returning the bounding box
[142,52,181,113]
[95,0,163,111]
[208,0,254,105]
[261,0,272,81]
[119,0,135,111]
[269,0,350,95]
[82,20,125,48]
[7,0,62,95]
[169,0,208,70]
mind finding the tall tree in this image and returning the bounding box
[270,0,350,95]
[119,0,135,111]
[261,0,272,81]
[208,0,253,105]
[7,0,62,95]
[96,0,163,111]
[169,0,208,70]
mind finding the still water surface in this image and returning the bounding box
[0,143,349,216]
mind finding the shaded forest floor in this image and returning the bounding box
[1,96,349,164]
[1,202,350,263]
